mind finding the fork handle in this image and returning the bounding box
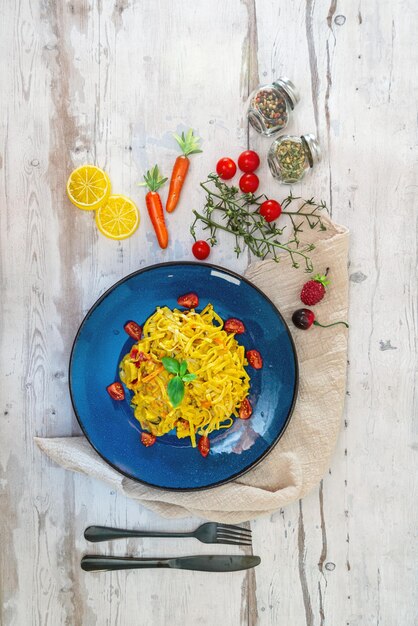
[81,555,170,571]
[84,525,193,543]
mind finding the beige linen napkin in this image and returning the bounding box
[36,216,349,523]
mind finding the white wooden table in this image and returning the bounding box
[1,1,416,624]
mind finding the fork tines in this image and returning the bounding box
[215,523,252,546]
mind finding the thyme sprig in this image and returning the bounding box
[190,173,328,272]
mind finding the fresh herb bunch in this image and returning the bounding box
[162,357,196,408]
[190,174,328,272]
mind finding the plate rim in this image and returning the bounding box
[69,261,299,491]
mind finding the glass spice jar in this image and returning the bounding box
[247,77,300,136]
[268,134,321,184]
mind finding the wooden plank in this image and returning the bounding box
[252,1,418,625]
[71,2,252,624]
[0,0,252,624]
[0,0,416,624]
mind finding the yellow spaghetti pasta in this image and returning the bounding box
[119,304,250,446]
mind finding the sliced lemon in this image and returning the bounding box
[95,195,140,240]
[66,165,111,211]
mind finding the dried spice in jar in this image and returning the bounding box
[247,77,299,136]
[254,89,288,128]
[268,134,321,184]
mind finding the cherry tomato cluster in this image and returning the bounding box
[216,150,260,194]
[192,150,283,261]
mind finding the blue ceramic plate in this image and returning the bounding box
[69,262,298,491]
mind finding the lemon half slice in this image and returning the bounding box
[67,165,111,211]
[95,195,140,240]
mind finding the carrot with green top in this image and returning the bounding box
[166,129,202,213]
[139,165,169,249]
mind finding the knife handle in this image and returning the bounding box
[81,555,170,572]
[84,525,193,542]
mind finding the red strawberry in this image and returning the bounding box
[300,273,330,306]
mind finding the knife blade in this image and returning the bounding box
[171,555,260,572]
[81,554,260,573]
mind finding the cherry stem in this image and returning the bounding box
[313,320,349,328]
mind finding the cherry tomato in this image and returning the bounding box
[246,349,263,369]
[141,432,156,447]
[259,199,282,222]
[239,173,259,194]
[177,292,199,308]
[198,435,210,458]
[239,398,253,420]
[224,318,245,334]
[124,321,142,340]
[131,347,150,366]
[216,157,237,180]
[192,240,211,260]
[238,150,260,173]
[106,382,125,401]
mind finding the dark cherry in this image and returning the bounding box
[292,308,315,329]
[292,308,349,330]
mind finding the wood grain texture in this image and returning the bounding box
[0,1,416,625]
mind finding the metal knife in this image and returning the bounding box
[81,554,260,573]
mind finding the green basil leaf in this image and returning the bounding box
[182,373,197,383]
[161,356,180,375]
[179,360,188,377]
[167,376,184,407]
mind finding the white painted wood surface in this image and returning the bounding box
[0,1,416,624]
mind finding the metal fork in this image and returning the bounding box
[84,523,252,546]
